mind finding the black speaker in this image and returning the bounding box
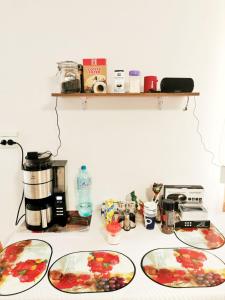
[160,78,194,93]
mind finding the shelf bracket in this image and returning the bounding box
[158,97,164,110]
[80,96,88,110]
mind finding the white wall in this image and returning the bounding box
[0,0,225,240]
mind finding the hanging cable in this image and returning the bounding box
[15,190,25,226]
[192,97,220,167]
[11,141,25,225]
[15,142,24,169]
[53,96,62,157]
[7,140,24,168]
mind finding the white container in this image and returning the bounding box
[129,70,141,93]
[144,201,157,230]
[113,70,125,93]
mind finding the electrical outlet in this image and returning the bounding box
[0,132,19,149]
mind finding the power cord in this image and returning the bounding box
[15,190,25,226]
[7,139,24,168]
[53,96,62,157]
[193,97,220,168]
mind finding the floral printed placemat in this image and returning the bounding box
[141,248,225,288]
[48,250,135,294]
[175,224,225,249]
[0,239,52,296]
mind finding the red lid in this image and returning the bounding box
[106,221,121,234]
[83,58,106,66]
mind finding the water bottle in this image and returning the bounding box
[77,165,92,217]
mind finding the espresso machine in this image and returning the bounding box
[22,152,67,231]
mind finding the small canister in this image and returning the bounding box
[118,201,126,228]
[155,199,162,223]
[123,210,131,231]
[129,70,141,93]
[143,201,157,230]
[113,70,125,93]
[129,202,136,229]
[161,199,175,234]
[144,76,158,92]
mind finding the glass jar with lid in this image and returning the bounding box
[57,61,81,93]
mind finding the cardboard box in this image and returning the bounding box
[83,58,107,93]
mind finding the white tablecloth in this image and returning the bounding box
[1,212,225,300]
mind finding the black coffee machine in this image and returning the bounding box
[22,152,67,231]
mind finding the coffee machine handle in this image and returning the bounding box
[41,209,48,229]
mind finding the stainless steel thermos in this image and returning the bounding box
[23,152,54,231]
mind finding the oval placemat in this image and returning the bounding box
[175,224,225,250]
[141,247,225,288]
[48,250,135,294]
[0,239,52,296]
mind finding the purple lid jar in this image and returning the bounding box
[129,70,140,76]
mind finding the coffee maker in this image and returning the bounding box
[22,152,67,231]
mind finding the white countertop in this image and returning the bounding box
[1,211,225,300]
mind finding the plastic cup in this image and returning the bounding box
[106,221,121,245]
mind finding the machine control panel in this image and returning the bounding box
[175,220,210,229]
[54,193,67,226]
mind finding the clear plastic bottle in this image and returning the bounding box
[77,165,92,217]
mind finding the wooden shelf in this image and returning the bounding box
[51,92,200,97]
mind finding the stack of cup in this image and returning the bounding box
[144,201,157,230]
[106,220,121,245]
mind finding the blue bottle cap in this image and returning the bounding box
[81,165,87,170]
